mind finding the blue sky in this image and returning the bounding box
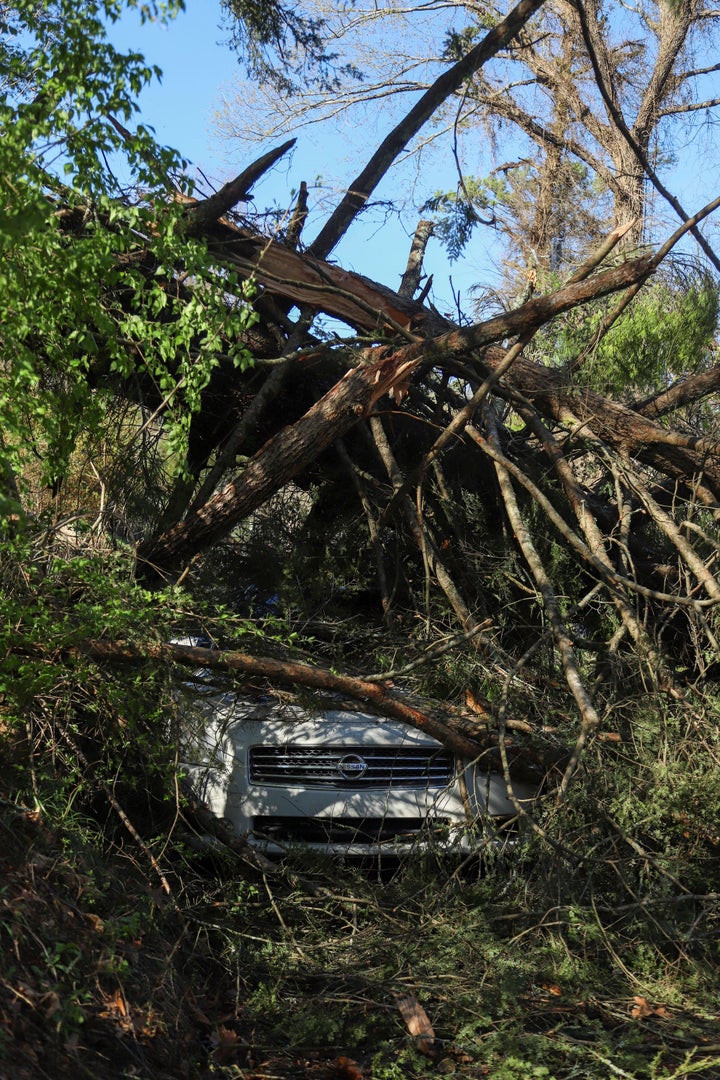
[108,3,243,179]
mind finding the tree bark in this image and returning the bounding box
[399,220,434,299]
[183,139,296,232]
[574,0,720,270]
[202,217,438,334]
[633,365,720,420]
[479,346,720,502]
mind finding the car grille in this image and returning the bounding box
[248,745,454,788]
[253,815,451,846]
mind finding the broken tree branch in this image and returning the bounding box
[485,405,600,800]
[399,219,435,298]
[139,251,655,576]
[633,365,720,420]
[64,639,554,781]
[185,138,296,232]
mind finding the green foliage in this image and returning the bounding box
[197,824,720,1079]
[583,273,719,395]
[4,543,143,794]
[600,696,720,895]
[424,159,607,273]
[443,18,494,60]
[535,268,719,395]
[0,527,289,832]
[0,0,257,513]
[423,178,495,262]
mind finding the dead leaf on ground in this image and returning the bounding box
[335,1055,364,1079]
[41,991,60,1019]
[99,987,134,1032]
[184,989,213,1026]
[211,1024,247,1065]
[631,995,670,1020]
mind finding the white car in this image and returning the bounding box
[178,678,534,858]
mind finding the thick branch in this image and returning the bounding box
[574,0,720,272]
[137,252,655,576]
[634,365,720,420]
[486,406,599,798]
[185,139,296,232]
[399,219,434,299]
[479,345,720,502]
[631,2,694,141]
[659,97,720,117]
[202,218,439,334]
[72,639,552,782]
[285,179,309,249]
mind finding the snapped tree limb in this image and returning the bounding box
[308,0,548,259]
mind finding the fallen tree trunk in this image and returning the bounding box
[200,219,439,335]
[138,253,657,576]
[217,227,720,496]
[190,217,720,500]
[479,346,720,503]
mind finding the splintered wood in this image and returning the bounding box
[395,993,436,1056]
